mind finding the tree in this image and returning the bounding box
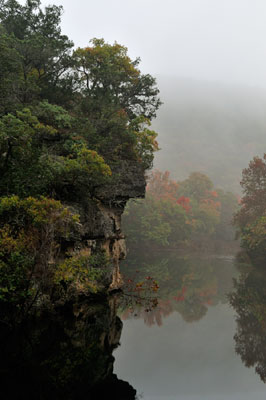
[0,195,78,311]
[0,0,73,107]
[234,154,266,254]
[0,107,112,200]
[0,27,22,114]
[71,39,161,165]
[72,38,161,120]
[0,2,161,170]
[234,155,266,228]
[178,172,213,201]
[147,170,180,203]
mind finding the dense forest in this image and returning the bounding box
[123,169,239,250]
[0,0,161,317]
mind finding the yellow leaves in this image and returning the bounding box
[0,195,80,255]
[73,38,141,87]
[16,108,39,126]
[64,144,112,181]
[21,196,72,227]
[0,224,38,254]
[0,225,18,252]
[0,195,20,210]
[35,122,57,136]
[0,195,82,305]
[242,216,266,252]
[26,67,45,79]
[54,249,108,294]
[128,116,159,169]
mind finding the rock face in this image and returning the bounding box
[71,160,146,290]
[95,161,146,289]
[95,160,147,206]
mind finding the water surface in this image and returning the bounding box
[115,252,266,399]
[1,250,266,399]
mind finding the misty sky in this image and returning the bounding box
[22,0,266,89]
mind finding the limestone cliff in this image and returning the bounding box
[0,160,146,318]
[67,160,146,291]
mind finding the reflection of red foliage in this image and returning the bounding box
[173,286,187,302]
[173,295,184,301]
[143,300,173,326]
[121,309,133,320]
[198,284,217,306]
[122,299,173,327]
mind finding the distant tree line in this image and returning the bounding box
[123,169,239,249]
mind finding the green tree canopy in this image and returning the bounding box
[0,0,161,314]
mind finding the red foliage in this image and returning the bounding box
[147,170,179,204]
[210,191,218,198]
[147,170,193,213]
[177,196,191,213]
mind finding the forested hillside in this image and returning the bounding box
[123,169,239,251]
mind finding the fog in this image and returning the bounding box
[153,78,266,192]
[35,0,266,88]
[24,0,266,193]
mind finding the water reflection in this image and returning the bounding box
[119,251,237,325]
[0,296,136,399]
[115,251,266,399]
[229,254,266,383]
[3,250,266,399]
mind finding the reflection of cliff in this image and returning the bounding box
[120,252,236,326]
[0,297,136,399]
[230,258,266,383]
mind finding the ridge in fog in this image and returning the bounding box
[153,77,266,193]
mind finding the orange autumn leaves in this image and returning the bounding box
[147,169,220,215]
[147,170,191,213]
[123,169,239,248]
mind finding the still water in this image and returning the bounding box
[114,251,266,399]
[1,250,266,399]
